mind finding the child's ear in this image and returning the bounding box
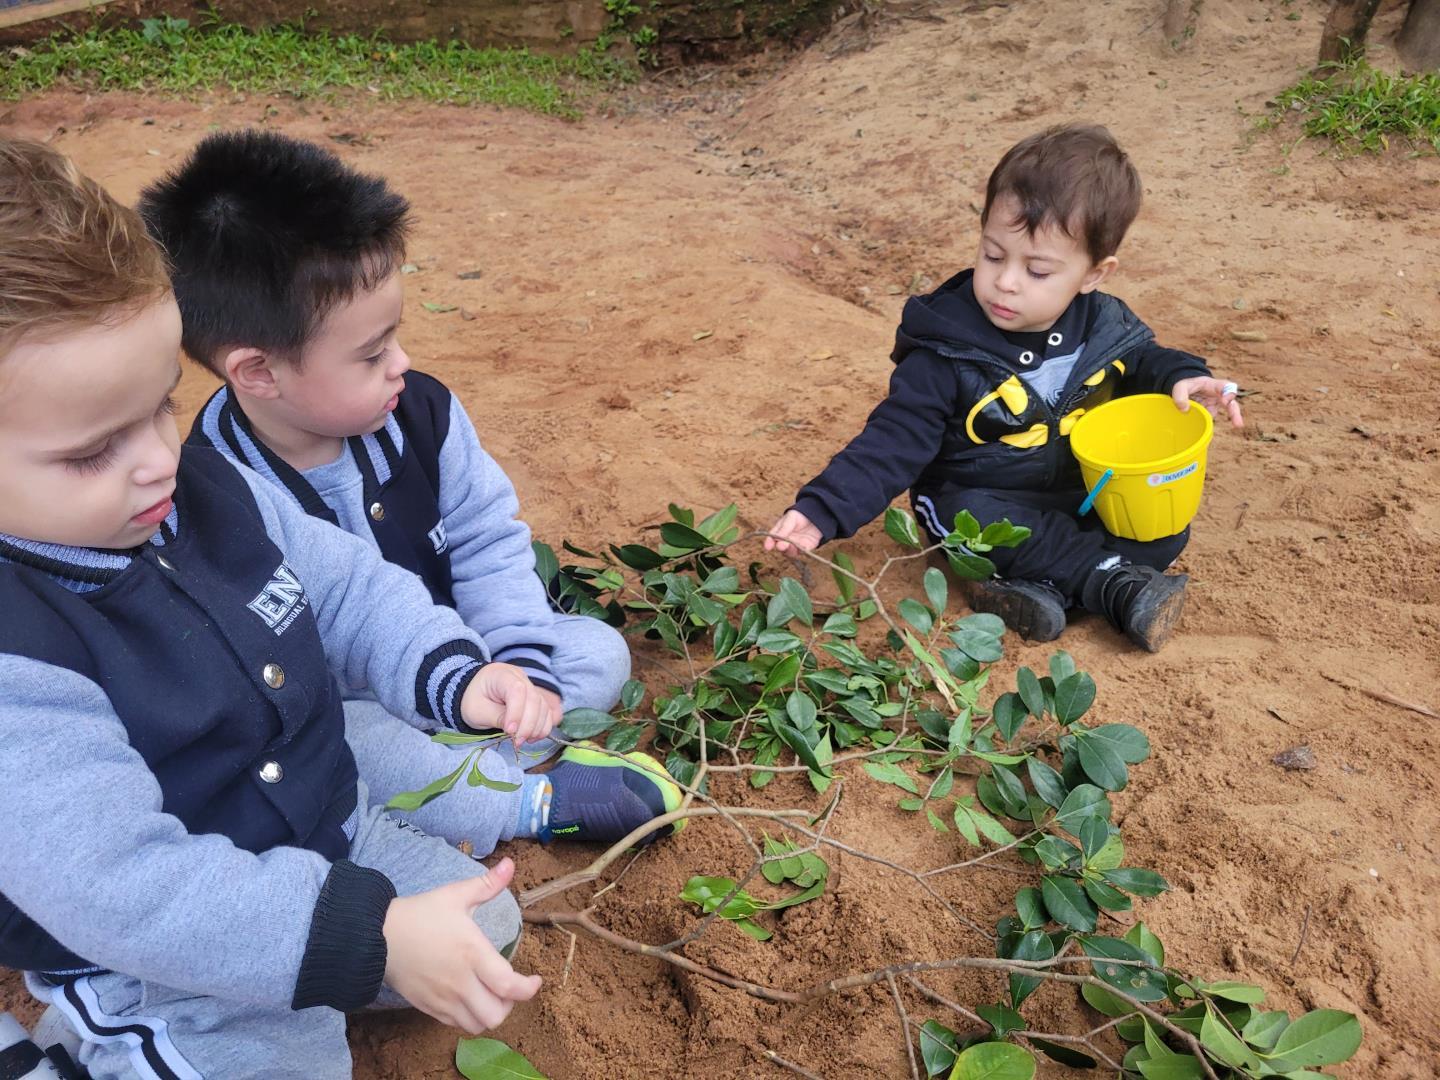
[224,347,281,399]
[1079,255,1119,294]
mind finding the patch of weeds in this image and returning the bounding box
[0,15,633,118]
[1267,56,1440,155]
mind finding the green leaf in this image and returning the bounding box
[455,1036,547,1079]
[977,1002,1025,1037]
[1075,733,1129,791]
[919,1020,959,1077]
[620,679,645,711]
[679,876,761,919]
[949,1039,1035,1080]
[761,652,802,697]
[1081,981,1134,1018]
[696,503,738,541]
[923,566,949,612]
[926,809,949,832]
[1266,1009,1362,1068]
[785,690,818,730]
[560,708,619,739]
[1029,1038,1096,1069]
[1200,1006,1263,1071]
[1054,784,1111,831]
[952,802,980,846]
[773,719,825,774]
[966,803,1019,845]
[668,503,695,526]
[531,541,559,584]
[1083,875,1132,912]
[1014,886,1046,929]
[1124,922,1166,965]
[949,627,1004,663]
[1041,875,1098,932]
[956,612,1005,635]
[864,760,919,794]
[756,628,803,653]
[659,521,714,552]
[766,576,814,628]
[1136,1056,1203,1080]
[884,506,924,548]
[1053,672,1096,724]
[1241,1010,1290,1052]
[1102,868,1170,897]
[1202,981,1266,1005]
[978,519,1031,549]
[1088,723,1151,763]
[429,730,504,746]
[989,764,1028,814]
[991,692,1028,742]
[467,758,522,791]
[385,754,469,812]
[971,750,1028,765]
[821,611,858,637]
[832,550,858,605]
[945,547,996,580]
[950,508,983,541]
[604,723,643,753]
[1016,666,1046,718]
[1006,928,1055,1008]
[1026,757,1067,808]
[611,543,666,570]
[1079,936,1168,1002]
[1048,651,1076,683]
[733,917,772,941]
[930,766,956,800]
[947,712,973,752]
[899,597,935,635]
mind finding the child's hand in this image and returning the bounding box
[764,509,823,554]
[382,858,541,1033]
[1172,376,1243,429]
[460,662,559,746]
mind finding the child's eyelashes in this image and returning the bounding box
[159,395,180,416]
[1028,270,1051,280]
[65,443,118,476]
[362,348,387,366]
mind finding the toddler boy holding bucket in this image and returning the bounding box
[766,124,1243,651]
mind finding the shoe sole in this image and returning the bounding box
[966,583,1067,642]
[1127,576,1188,652]
[560,743,687,835]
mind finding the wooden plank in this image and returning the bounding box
[0,0,115,31]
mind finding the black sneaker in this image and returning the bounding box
[1090,563,1189,652]
[964,578,1067,642]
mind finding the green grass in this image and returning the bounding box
[0,16,631,117]
[1270,58,1440,155]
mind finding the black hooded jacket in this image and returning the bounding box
[792,269,1211,542]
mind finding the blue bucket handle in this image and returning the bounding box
[1078,469,1114,516]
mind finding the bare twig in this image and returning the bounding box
[1320,672,1438,719]
[887,974,921,1080]
[761,1048,824,1079]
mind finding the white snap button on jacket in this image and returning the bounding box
[258,761,284,784]
[263,663,285,689]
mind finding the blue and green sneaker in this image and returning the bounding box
[539,743,686,845]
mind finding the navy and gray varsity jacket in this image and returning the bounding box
[0,448,490,1008]
[792,269,1212,542]
[187,371,560,697]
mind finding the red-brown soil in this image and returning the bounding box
[2,0,1437,1075]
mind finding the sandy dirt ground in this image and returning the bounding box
[2,0,1437,1075]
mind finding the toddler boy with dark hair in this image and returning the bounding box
[767,124,1243,650]
[140,130,666,852]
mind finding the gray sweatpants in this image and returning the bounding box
[345,613,631,853]
[26,785,522,1080]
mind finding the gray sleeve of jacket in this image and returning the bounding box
[433,395,561,697]
[235,463,494,729]
[0,655,346,1006]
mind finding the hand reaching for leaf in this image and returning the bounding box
[765,509,823,554]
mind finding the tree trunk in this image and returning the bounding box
[1397,0,1440,69]
[1319,0,1384,63]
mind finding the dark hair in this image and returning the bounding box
[981,124,1142,263]
[138,129,410,374]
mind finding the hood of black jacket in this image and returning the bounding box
[891,268,1104,366]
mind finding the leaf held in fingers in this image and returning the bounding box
[560,708,618,739]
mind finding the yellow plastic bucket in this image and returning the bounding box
[1068,393,1213,542]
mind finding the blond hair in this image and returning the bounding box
[0,138,170,354]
